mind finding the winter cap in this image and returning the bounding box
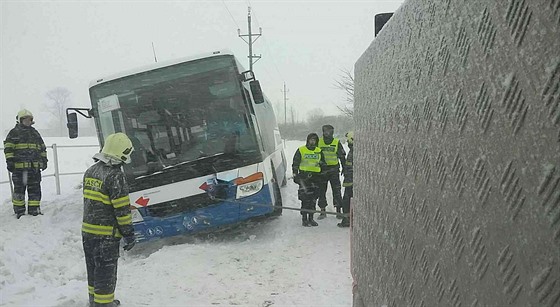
[306,133,319,144]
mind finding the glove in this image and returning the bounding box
[41,159,48,171]
[293,174,300,184]
[7,161,15,173]
[123,236,136,251]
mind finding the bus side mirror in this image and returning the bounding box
[250,80,265,104]
[374,12,393,37]
[67,112,79,139]
[240,70,256,82]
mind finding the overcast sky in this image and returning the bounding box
[0,0,404,135]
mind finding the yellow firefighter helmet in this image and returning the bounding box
[345,131,354,145]
[16,109,34,122]
[101,133,134,164]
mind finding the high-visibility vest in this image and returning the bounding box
[298,146,322,173]
[318,137,339,166]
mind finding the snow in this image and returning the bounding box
[0,138,352,307]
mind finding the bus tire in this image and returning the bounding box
[271,166,283,216]
[272,179,283,216]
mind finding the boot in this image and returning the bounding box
[16,212,25,219]
[302,214,310,227]
[337,217,350,228]
[28,208,41,216]
[317,208,327,220]
[336,206,343,219]
[308,214,318,226]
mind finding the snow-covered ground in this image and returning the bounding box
[0,138,352,307]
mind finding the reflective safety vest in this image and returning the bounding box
[318,137,339,166]
[298,146,322,173]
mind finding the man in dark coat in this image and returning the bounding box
[82,132,136,307]
[317,124,346,219]
[3,109,48,218]
[292,133,326,226]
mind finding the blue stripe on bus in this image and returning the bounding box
[133,183,273,242]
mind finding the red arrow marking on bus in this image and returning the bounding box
[199,182,208,191]
[135,196,150,207]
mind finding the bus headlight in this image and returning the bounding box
[235,172,264,199]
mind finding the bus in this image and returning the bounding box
[67,50,287,242]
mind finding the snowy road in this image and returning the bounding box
[0,139,352,307]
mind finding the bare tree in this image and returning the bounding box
[334,68,354,117]
[45,87,71,135]
[307,108,325,123]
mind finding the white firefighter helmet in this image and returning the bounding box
[101,133,134,164]
[16,109,34,122]
[345,131,354,145]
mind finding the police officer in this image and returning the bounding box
[292,133,326,227]
[3,109,48,218]
[82,133,136,307]
[338,131,354,228]
[317,124,346,219]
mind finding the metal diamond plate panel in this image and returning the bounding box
[352,0,560,306]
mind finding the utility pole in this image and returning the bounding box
[282,82,289,124]
[238,7,262,71]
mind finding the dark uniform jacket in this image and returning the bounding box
[82,160,134,239]
[3,123,47,172]
[343,145,353,187]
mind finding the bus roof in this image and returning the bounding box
[89,49,236,88]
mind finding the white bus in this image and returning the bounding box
[67,50,287,242]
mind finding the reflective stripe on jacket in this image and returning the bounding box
[318,137,340,166]
[82,162,134,238]
[342,147,354,187]
[3,124,47,171]
[298,146,322,173]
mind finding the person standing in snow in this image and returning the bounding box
[338,131,354,228]
[316,124,346,219]
[82,133,136,307]
[292,133,326,227]
[3,109,48,219]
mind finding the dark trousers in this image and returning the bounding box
[298,176,320,218]
[83,235,120,306]
[317,167,342,209]
[11,170,42,215]
[342,186,353,215]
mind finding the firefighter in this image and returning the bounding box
[82,133,136,307]
[338,131,354,228]
[3,109,48,218]
[292,133,326,227]
[317,124,346,219]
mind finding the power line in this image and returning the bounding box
[243,4,284,80]
[221,0,240,29]
[238,6,262,71]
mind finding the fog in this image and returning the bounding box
[0,0,404,137]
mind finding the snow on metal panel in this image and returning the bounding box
[352,0,560,306]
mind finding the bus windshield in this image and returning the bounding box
[89,55,261,188]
